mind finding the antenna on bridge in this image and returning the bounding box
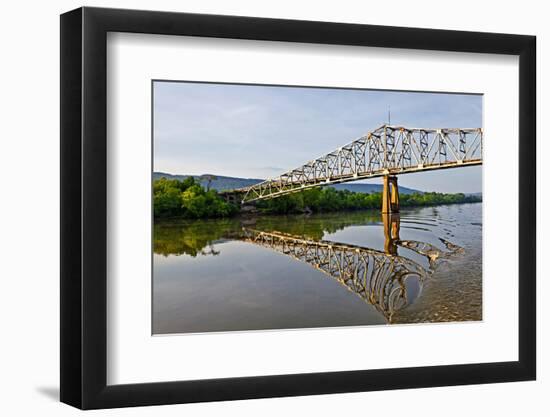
[388,105,391,125]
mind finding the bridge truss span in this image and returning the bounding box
[241,124,482,203]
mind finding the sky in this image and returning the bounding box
[153,81,482,193]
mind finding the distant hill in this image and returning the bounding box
[153,172,422,194]
[153,172,264,191]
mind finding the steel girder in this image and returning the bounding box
[239,125,482,203]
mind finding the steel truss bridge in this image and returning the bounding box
[241,217,464,322]
[231,124,482,211]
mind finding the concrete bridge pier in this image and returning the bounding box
[220,191,244,205]
[382,175,400,214]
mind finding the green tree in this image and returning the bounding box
[154,177,238,220]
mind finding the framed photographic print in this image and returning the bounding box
[60,6,536,409]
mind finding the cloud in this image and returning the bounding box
[226,105,261,118]
[153,82,482,192]
[262,166,285,172]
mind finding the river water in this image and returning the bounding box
[153,203,482,334]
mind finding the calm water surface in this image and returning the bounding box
[153,203,482,334]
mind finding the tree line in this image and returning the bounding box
[154,177,237,219]
[154,177,481,219]
[256,187,481,214]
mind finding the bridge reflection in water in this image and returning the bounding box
[241,214,463,323]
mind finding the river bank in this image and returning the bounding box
[153,176,481,220]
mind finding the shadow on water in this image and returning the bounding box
[154,210,465,323]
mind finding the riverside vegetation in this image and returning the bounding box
[153,176,482,219]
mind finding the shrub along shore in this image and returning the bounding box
[153,177,481,220]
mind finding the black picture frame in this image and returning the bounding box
[60,6,536,410]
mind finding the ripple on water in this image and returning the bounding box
[391,205,482,324]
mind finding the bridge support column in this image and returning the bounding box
[220,191,244,206]
[383,213,401,255]
[382,175,400,214]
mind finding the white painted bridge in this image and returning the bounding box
[226,124,482,206]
